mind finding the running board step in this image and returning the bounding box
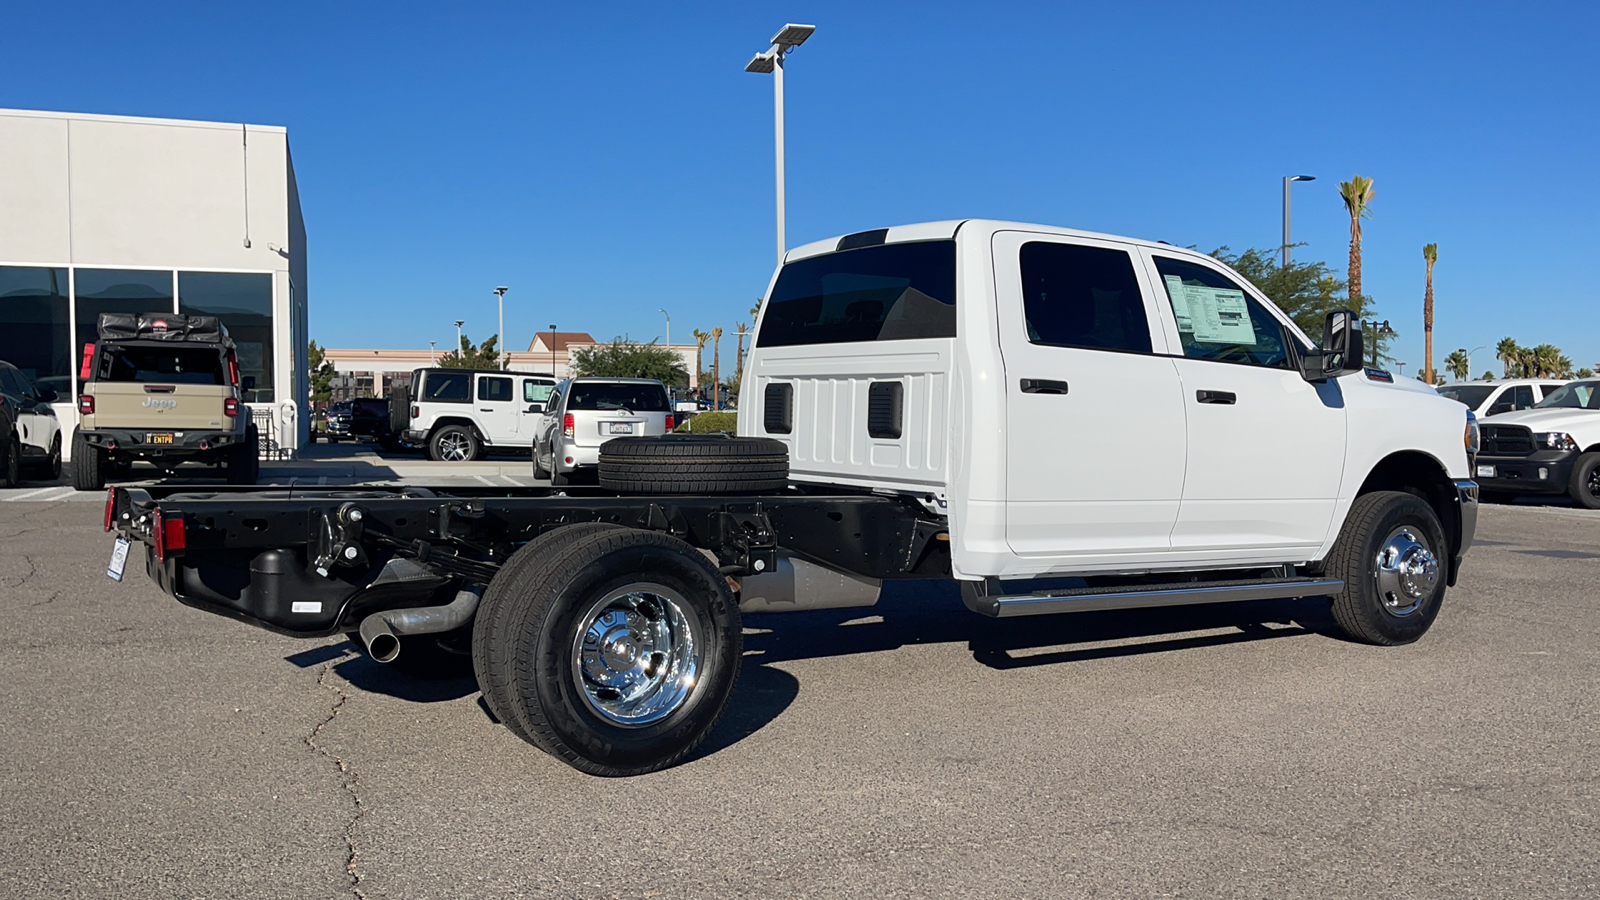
[960,576,1345,618]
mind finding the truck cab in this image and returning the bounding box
[738,220,1477,583]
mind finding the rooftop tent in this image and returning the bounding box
[96,312,233,346]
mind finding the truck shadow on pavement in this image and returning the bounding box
[742,579,1338,672]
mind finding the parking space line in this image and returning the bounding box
[500,475,521,486]
[4,486,64,502]
[474,475,497,487]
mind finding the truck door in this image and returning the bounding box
[1141,250,1346,559]
[475,374,519,446]
[992,232,1188,566]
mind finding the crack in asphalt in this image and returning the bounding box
[307,664,369,899]
[2,554,38,590]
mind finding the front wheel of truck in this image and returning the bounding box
[485,526,742,776]
[1325,490,1449,646]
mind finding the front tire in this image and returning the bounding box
[1325,491,1449,645]
[69,429,105,491]
[1567,452,1600,510]
[429,425,479,462]
[486,527,743,776]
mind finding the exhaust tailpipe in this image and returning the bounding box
[358,585,483,664]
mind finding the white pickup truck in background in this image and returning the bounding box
[109,218,1479,776]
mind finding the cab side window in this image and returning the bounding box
[478,376,513,402]
[1018,242,1152,354]
[1152,256,1291,369]
[1510,385,1535,410]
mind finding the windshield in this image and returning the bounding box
[1437,385,1495,408]
[100,345,225,385]
[758,240,957,347]
[1533,381,1600,410]
[566,382,670,412]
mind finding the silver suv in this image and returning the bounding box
[533,378,673,484]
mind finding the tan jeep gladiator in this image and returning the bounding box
[72,312,258,490]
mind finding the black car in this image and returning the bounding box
[324,402,353,441]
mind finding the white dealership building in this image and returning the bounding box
[0,107,310,457]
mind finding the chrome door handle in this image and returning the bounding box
[1020,379,1069,395]
[1196,390,1236,405]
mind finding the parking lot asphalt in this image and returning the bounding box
[0,498,1596,899]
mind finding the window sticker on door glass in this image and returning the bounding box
[1163,275,1193,332]
[1168,282,1254,344]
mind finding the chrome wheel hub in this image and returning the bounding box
[438,433,470,461]
[572,584,700,727]
[1373,527,1439,617]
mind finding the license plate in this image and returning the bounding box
[1476,464,1496,478]
[107,536,131,582]
[147,433,175,445]
[608,423,634,435]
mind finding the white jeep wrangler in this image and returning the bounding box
[397,367,555,461]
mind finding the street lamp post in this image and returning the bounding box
[453,320,464,358]
[1461,345,1486,380]
[745,23,816,268]
[494,286,509,369]
[429,340,436,364]
[1397,361,1408,378]
[1282,175,1316,268]
[549,325,557,376]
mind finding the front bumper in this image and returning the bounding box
[82,428,244,459]
[1452,479,1478,587]
[1473,449,1578,494]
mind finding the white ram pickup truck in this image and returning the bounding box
[106,219,1479,777]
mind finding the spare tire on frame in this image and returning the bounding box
[598,434,788,495]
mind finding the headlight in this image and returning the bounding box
[1533,431,1578,451]
[1465,411,1480,455]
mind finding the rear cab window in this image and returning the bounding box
[420,370,470,402]
[478,376,513,402]
[566,383,670,412]
[758,240,956,347]
[97,344,226,385]
[1019,242,1152,354]
[1151,256,1293,369]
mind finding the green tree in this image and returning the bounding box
[1443,348,1470,383]
[1422,243,1437,384]
[438,333,500,370]
[1528,343,1573,378]
[1578,367,1596,379]
[308,340,336,406]
[1338,175,1376,304]
[1481,370,1496,381]
[1211,246,1395,363]
[569,338,689,385]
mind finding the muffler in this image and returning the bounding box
[358,585,483,664]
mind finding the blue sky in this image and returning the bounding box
[8,0,1597,375]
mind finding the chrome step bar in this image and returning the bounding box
[960,576,1345,618]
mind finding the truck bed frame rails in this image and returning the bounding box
[107,484,950,637]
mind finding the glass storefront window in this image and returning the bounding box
[179,271,274,402]
[0,266,71,398]
[74,269,175,395]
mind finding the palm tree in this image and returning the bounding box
[692,329,707,392]
[1444,349,1470,382]
[1495,337,1520,378]
[735,322,749,382]
[1422,243,1437,384]
[710,326,724,409]
[1529,344,1572,379]
[751,298,763,320]
[1338,175,1376,304]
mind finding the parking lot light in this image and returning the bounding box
[745,23,817,266]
